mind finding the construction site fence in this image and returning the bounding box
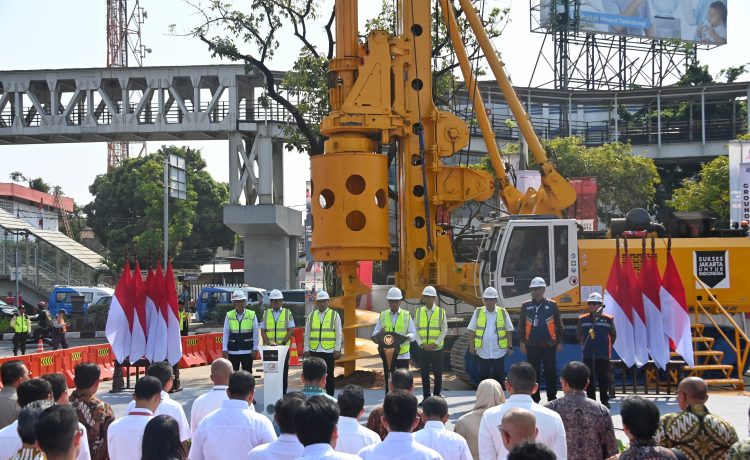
[0,329,304,389]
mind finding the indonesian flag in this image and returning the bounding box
[105,261,133,363]
[623,252,649,366]
[641,253,669,370]
[164,261,183,366]
[660,250,695,367]
[145,266,167,363]
[603,250,636,367]
[152,262,170,362]
[129,261,148,362]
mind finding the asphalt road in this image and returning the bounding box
[0,337,107,357]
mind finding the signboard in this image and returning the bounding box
[693,250,730,289]
[539,0,728,45]
[729,142,750,225]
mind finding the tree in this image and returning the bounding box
[186,0,508,155]
[84,146,234,268]
[8,171,52,194]
[668,155,729,228]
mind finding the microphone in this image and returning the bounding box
[589,328,596,340]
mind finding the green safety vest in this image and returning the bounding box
[264,307,290,343]
[474,306,508,349]
[416,306,445,349]
[309,309,338,351]
[13,315,30,333]
[180,311,189,329]
[379,310,411,356]
[226,309,256,351]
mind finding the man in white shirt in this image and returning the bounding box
[260,289,296,394]
[335,385,380,454]
[500,408,537,453]
[414,396,472,460]
[108,376,162,460]
[303,290,342,396]
[358,391,441,460]
[190,358,233,434]
[37,405,86,460]
[0,378,92,460]
[190,370,276,460]
[247,392,305,460]
[468,287,514,387]
[371,287,417,386]
[222,290,260,372]
[293,395,360,460]
[478,362,567,460]
[414,286,447,401]
[126,361,191,449]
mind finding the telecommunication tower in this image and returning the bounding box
[106,0,148,172]
[529,0,704,90]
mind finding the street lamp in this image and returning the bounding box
[4,227,29,308]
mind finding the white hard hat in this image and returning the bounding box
[316,290,330,301]
[482,287,499,299]
[422,286,437,297]
[529,277,547,288]
[231,290,247,301]
[269,289,284,300]
[386,287,403,300]
[587,292,603,303]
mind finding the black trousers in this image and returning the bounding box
[477,356,506,390]
[310,351,336,396]
[13,332,27,355]
[419,349,443,398]
[527,345,558,402]
[584,357,610,405]
[52,333,68,350]
[384,358,410,395]
[282,351,290,394]
[228,353,254,372]
[172,364,182,390]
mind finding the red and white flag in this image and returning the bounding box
[623,251,649,366]
[105,261,133,363]
[164,261,183,366]
[145,265,167,363]
[641,253,669,370]
[660,250,695,367]
[603,250,636,367]
[129,261,148,362]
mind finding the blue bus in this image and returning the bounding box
[48,286,114,316]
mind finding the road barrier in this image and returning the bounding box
[88,344,115,380]
[63,348,88,387]
[179,334,208,368]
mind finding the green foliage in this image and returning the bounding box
[668,156,729,228]
[0,318,10,333]
[84,146,234,268]
[8,171,52,194]
[718,63,749,83]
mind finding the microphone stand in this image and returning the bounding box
[581,307,603,401]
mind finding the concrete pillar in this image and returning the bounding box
[273,141,284,205]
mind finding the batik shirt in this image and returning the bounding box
[729,438,750,460]
[656,404,738,460]
[619,439,677,460]
[69,388,116,460]
[545,391,618,459]
[367,405,426,441]
[10,448,46,460]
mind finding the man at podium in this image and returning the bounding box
[371,287,416,391]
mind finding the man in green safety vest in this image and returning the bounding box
[371,287,416,390]
[178,300,191,337]
[414,286,447,402]
[467,287,515,388]
[261,289,296,394]
[222,290,259,372]
[303,290,342,396]
[11,305,31,356]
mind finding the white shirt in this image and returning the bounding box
[247,433,303,460]
[189,399,276,460]
[304,308,343,353]
[299,443,361,460]
[334,416,380,455]
[0,419,91,460]
[357,432,442,460]
[190,385,229,434]
[414,306,448,347]
[467,308,514,360]
[478,394,567,460]
[414,420,472,460]
[371,309,417,359]
[223,310,261,354]
[126,391,191,441]
[107,408,153,460]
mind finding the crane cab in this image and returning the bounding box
[479,217,580,308]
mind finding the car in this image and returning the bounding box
[48,286,115,315]
[196,286,266,322]
[88,295,112,308]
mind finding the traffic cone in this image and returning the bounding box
[289,336,300,367]
[36,339,44,353]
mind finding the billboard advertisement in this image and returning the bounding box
[729,142,750,225]
[540,0,728,45]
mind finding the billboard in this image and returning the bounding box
[729,142,750,225]
[539,0,728,45]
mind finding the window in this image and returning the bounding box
[500,226,549,299]
[554,226,569,283]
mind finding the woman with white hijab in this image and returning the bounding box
[453,379,506,460]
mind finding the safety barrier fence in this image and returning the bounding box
[0,329,305,389]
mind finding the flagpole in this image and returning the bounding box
[163,155,169,269]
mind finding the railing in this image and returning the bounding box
[693,274,750,391]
